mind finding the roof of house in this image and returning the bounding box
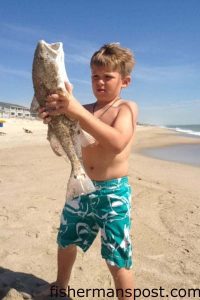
[0,101,30,110]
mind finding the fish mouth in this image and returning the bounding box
[39,40,62,56]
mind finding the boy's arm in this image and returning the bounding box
[78,102,138,153]
[45,84,138,154]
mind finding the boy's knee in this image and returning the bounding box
[58,244,77,253]
[107,262,131,278]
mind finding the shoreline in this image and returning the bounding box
[133,125,200,168]
[134,125,200,151]
[140,143,200,168]
[1,118,200,151]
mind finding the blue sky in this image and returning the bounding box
[0,0,200,125]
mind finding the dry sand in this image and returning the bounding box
[0,119,200,299]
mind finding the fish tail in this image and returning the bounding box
[66,170,96,201]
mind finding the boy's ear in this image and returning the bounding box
[121,76,131,88]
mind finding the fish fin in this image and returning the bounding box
[30,96,40,113]
[80,129,97,147]
[66,168,96,201]
[48,127,67,157]
[75,123,97,147]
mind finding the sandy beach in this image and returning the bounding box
[0,118,200,300]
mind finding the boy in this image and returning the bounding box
[38,43,138,300]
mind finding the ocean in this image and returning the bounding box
[163,124,200,137]
[141,124,200,167]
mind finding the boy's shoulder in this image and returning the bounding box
[83,100,138,110]
[119,99,138,109]
[83,100,138,120]
[118,99,138,120]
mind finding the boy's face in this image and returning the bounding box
[91,65,130,102]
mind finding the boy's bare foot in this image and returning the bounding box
[33,282,73,299]
[33,282,54,299]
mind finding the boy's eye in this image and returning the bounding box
[105,75,113,79]
[92,75,99,80]
[92,74,114,80]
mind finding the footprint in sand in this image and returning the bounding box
[27,206,38,210]
[0,214,9,222]
[51,225,59,234]
[25,230,40,238]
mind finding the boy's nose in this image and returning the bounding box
[97,78,105,85]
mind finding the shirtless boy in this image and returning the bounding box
[39,43,138,300]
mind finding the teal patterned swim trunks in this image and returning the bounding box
[57,176,132,269]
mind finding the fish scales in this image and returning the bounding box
[31,40,95,200]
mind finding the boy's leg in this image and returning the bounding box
[34,245,77,299]
[56,245,77,288]
[107,263,134,300]
[95,177,133,299]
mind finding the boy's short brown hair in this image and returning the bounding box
[90,43,135,77]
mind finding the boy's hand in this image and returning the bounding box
[38,107,52,124]
[45,82,83,119]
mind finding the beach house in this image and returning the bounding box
[0,102,31,118]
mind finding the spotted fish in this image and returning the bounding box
[31,40,95,200]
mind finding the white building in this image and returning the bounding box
[0,102,32,118]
